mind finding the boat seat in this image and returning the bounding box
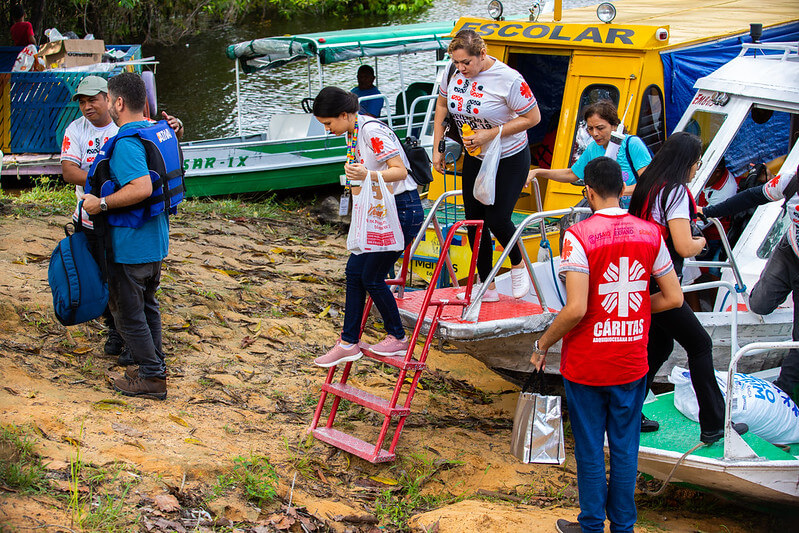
[268,113,325,140]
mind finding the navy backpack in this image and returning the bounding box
[48,203,109,326]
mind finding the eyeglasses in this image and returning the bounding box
[582,187,588,198]
[695,159,703,169]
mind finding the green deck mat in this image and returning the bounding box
[641,392,797,461]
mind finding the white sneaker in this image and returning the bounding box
[511,267,531,299]
[457,283,500,302]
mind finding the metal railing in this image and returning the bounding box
[723,341,799,461]
[462,206,591,321]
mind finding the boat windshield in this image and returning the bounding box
[683,109,728,151]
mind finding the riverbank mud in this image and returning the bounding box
[0,204,787,532]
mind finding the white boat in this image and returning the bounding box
[638,341,799,507]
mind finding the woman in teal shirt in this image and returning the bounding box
[528,100,651,206]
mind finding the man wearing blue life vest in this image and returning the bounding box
[61,75,184,362]
[83,72,183,400]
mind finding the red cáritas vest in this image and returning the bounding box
[561,213,664,386]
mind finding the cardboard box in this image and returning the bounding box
[38,39,105,69]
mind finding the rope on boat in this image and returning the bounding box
[639,441,706,496]
[540,239,565,307]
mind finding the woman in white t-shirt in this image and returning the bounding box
[311,87,424,368]
[432,29,541,301]
[628,132,736,444]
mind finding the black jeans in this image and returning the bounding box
[108,261,166,378]
[749,235,799,401]
[462,148,530,282]
[647,301,725,433]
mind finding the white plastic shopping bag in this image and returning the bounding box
[346,172,404,255]
[473,125,503,206]
[670,366,799,445]
[12,45,37,72]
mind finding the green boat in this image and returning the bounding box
[180,21,455,197]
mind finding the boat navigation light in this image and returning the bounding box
[529,1,542,22]
[488,0,504,21]
[750,23,763,43]
[596,2,617,24]
[656,28,669,41]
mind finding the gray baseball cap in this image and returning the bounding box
[72,76,108,100]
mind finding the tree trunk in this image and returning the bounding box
[29,0,47,44]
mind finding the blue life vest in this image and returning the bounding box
[86,120,185,229]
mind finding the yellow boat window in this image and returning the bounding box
[570,84,620,166]
[637,85,665,155]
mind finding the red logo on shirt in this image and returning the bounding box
[456,79,463,85]
[61,135,71,154]
[768,175,781,189]
[370,137,384,154]
[520,82,533,99]
[561,240,573,261]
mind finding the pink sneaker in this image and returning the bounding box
[314,340,362,367]
[370,335,410,357]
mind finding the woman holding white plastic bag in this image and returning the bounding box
[432,29,540,301]
[313,86,424,367]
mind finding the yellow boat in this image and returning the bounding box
[414,0,799,281]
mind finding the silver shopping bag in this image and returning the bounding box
[510,371,565,464]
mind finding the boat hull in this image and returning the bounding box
[397,281,793,385]
[637,448,799,507]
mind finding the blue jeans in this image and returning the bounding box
[564,376,646,533]
[341,189,424,344]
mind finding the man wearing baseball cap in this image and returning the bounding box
[60,75,184,361]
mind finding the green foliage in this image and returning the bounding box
[0,424,49,493]
[0,177,75,218]
[213,454,279,507]
[38,0,433,44]
[373,452,463,530]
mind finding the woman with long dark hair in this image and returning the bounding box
[628,132,744,444]
[312,86,424,367]
[432,29,541,301]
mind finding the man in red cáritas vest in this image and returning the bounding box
[532,157,683,533]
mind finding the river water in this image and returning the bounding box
[144,0,592,141]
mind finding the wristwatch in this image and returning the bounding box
[533,339,547,356]
[100,197,108,212]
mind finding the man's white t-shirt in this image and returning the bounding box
[439,58,537,159]
[60,116,119,229]
[763,171,799,257]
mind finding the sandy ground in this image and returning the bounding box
[0,200,788,532]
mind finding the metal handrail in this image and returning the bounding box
[462,206,591,321]
[685,216,746,293]
[681,280,740,357]
[723,341,799,461]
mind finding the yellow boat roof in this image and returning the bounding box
[554,0,798,48]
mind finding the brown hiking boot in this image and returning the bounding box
[113,374,167,400]
[124,366,139,380]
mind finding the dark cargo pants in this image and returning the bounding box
[749,235,799,402]
[107,261,166,379]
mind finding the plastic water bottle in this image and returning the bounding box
[605,125,624,160]
[461,124,481,156]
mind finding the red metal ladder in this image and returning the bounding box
[308,220,484,463]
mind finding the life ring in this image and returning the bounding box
[142,71,158,118]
